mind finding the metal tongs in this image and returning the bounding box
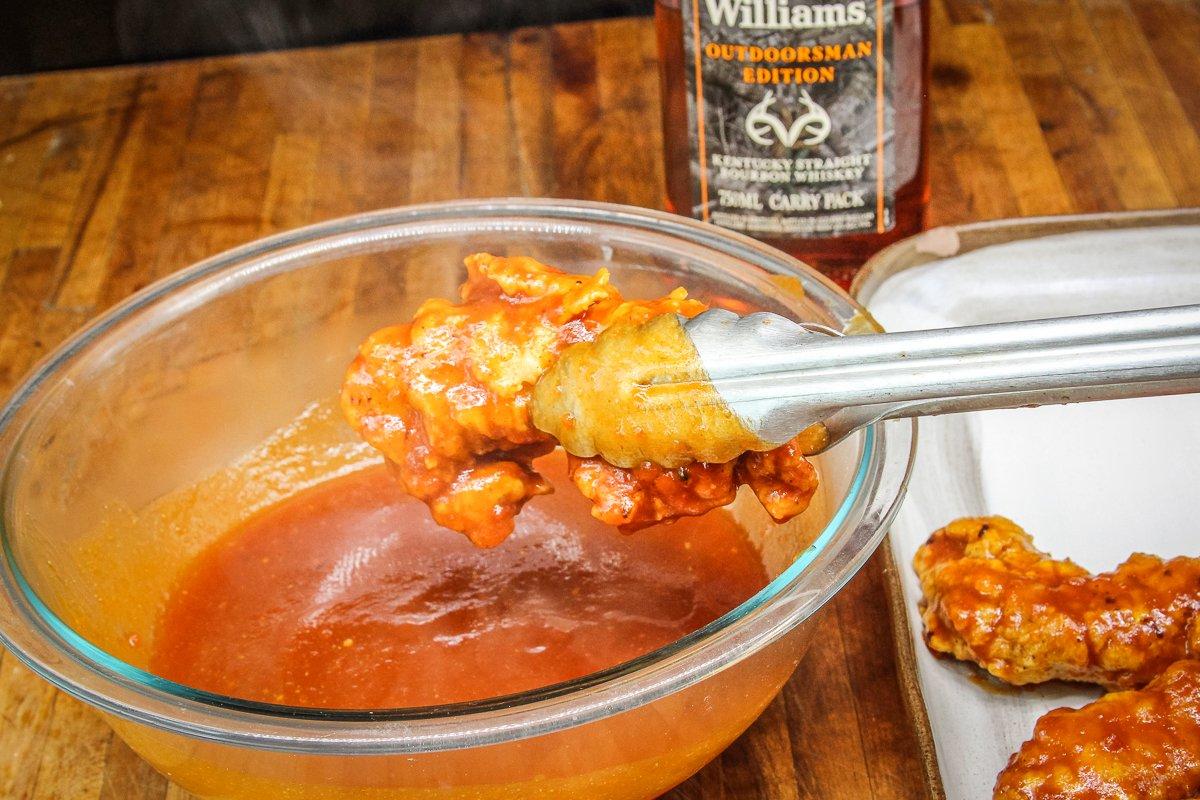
[682,303,1200,453]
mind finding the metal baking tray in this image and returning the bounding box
[852,208,1200,800]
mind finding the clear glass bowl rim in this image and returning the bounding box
[0,199,916,754]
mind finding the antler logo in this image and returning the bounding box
[745,89,832,148]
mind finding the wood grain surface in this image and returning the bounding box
[0,1,1198,797]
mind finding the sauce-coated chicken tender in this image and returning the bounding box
[735,437,821,523]
[994,659,1200,800]
[342,254,627,546]
[567,434,819,533]
[914,517,1200,689]
[342,253,820,545]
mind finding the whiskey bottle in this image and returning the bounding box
[656,0,930,287]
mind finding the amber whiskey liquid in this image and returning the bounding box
[656,0,929,288]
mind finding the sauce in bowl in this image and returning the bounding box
[151,456,768,708]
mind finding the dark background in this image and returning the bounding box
[1,0,655,75]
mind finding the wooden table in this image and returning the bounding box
[1,1,1198,797]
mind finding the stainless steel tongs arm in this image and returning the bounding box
[684,304,1200,452]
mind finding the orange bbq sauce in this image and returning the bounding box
[151,456,769,709]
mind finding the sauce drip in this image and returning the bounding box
[150,457,768,708]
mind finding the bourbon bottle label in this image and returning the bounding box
[680,0,895,238]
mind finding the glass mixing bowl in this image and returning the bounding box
[0,199,915,799]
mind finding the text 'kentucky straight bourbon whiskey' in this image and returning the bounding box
[656,0,930,286]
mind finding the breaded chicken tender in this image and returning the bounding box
[994,659,1200,800]
[342,254,819,545]
[566,431,820,532]
[914,517,1200,689]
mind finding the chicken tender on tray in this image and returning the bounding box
[342,253,819,545]
[914,516,1200,689]
[993,659,1200,800]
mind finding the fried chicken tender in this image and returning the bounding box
[994,659,1200,800]
[343,255,601,545]
[342,253,820,545]
[566,437,819,532]
[736,437,822,522]
[914,517,1200,689]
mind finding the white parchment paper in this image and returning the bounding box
[863,225,1200,800]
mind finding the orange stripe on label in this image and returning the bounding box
[875,0,885,233]
[691,0,709,221]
